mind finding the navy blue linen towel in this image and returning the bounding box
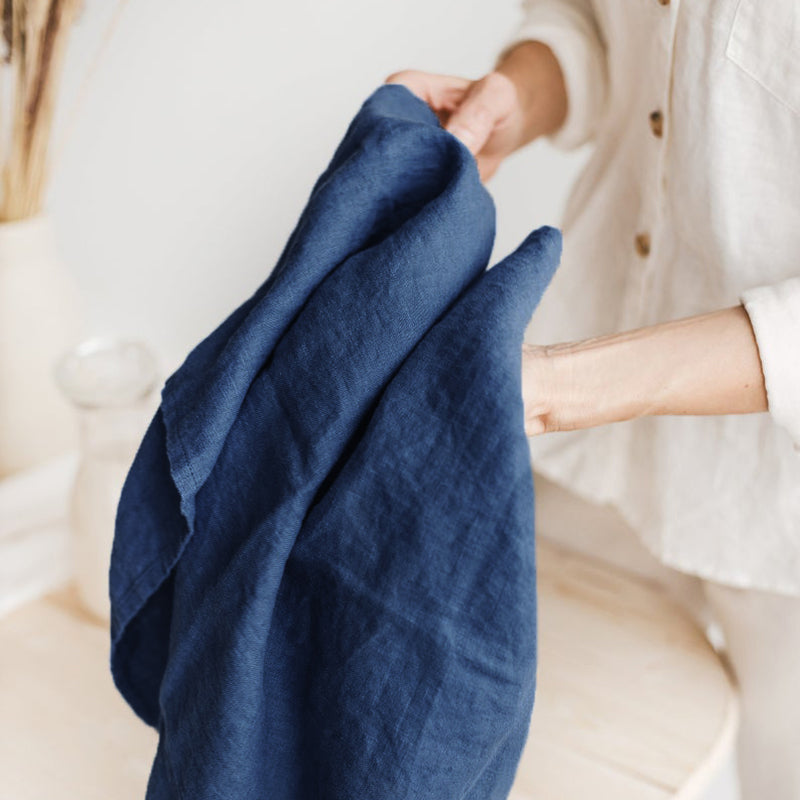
[110,83,561,800]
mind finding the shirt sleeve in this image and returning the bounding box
[740,276,800,452]
[497,0,608,150]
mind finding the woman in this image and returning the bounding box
[386,1,800,797]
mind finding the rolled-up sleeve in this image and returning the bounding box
[740,276,800,451]
[498,0,608,150]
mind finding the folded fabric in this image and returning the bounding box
[110,83,562,800]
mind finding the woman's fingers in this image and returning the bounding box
[444,72,516,156]
[522,343,556,437]
[384,70,471,119]
[525,417,547,437]
[385,69,523,181]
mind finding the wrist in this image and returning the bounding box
[545,331,660,427]
[546,306,768,428]
[494,41,568,145]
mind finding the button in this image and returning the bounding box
[657,0,670,5]
[649,110,663,137]
[634,233,651,257]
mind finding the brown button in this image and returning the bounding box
[634,233,651,257]
[649,110,663,137]
[657,0,670,5]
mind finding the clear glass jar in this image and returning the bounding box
[54,337,160,623]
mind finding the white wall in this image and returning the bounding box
[48,0,588,376]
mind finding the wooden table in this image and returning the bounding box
[511,542,738,800]
[0,540,737,799]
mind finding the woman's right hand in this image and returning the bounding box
[385,41,568,182]
[384,69,524,181]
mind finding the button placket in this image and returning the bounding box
[628,0,679,327]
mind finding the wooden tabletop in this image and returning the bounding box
[0,539,737,799]
[511,541,739,800]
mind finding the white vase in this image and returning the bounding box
[54,337,160,623]
[0,215,87,478]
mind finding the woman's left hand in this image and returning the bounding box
[521,342,628,436]
[521,305,768,438]
[521,343,559,436]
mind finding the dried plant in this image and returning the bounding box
[0,0,85,220]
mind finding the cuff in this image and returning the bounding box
[499,1,608,150]
[740,276,800,452]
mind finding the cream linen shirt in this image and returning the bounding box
[502,0,800,594]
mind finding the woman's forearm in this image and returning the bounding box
[494,41,568,145]
[525,305,768,434]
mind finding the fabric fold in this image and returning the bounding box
[111,84,496,724]
[110,82,561,800]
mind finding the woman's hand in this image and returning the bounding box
[385,41,568,181]
[521,342,628,436]
[384,69,523,181]
[522,306,768,437]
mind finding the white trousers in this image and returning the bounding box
[533,470,800,800]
